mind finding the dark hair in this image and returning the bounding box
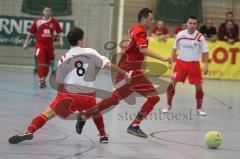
[67,27,84,46]
[137,8,153,22]
[43,6,52,10]
[188,16,197,20]
[226,12,233,16]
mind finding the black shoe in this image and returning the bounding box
[127,125,148,138]
[8,132,33,144]
[76,120,86,134]
[99,135,108,143]
[39,79,46,89]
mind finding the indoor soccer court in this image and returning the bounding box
[1,0,240,159]
[0,66,239,159]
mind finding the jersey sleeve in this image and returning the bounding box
[28,20,37,35]
[54,19,63,34]
[200,36,209,53]
[87,48,110,69]
[173,33,180,49]
[134,31,148,48]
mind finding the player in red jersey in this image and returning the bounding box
[76,8,172,138]
[162,16,209,116]
[8,27,131,144]
[23,6,63,88]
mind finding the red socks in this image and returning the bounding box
[27,114,48,134]
[167,83,175,106]
[196,89,204,109]
[131,96,160,126]
[38,65,49,78]
[93,114,106,136]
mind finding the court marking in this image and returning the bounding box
[150,129,240,152]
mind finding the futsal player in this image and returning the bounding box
[162,16,209,116]
[8,27,131,144]
[76,8,172,138]
[23,6,64,88]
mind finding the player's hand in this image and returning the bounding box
[203,65,208,75]
[23,43,28,49]
[59,40,64,48]
[125,70,132,84]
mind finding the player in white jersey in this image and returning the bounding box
[8,27,131,144]
[162,16,209,116]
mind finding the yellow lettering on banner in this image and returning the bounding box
[146,38,240,80]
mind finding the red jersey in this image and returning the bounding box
[116,24,148,82]
[151,26,169,35]
[29,17,62,49]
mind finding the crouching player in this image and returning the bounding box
[8,27,131,144]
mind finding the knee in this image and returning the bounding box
[43,108,56,119]
[112,94,121,105]
[148,95,160,103]
[195,84,203,91]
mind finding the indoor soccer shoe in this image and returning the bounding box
[161,106,172,113]
[197,109,207,116]
[99,135,108,143]
[39,81,46,88]
[8,132,33,144]
[127,125,148,138]
[76,120,86,134]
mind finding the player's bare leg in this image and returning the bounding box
[195,83,207,116]
[162,80,178,113]
[8,107,55,144]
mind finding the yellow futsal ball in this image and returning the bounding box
[205,131,222,149]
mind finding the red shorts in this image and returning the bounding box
[35,47,54,65]
[49,92,96,119]
[172,60,202,84]
[114,71,157,99]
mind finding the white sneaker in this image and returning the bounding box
[196,109,207,116]
[161,106,172,113]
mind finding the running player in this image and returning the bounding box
[23,6,63,88]
[76,8,172,138]
[8,27,131,144]
[162,16,209,116]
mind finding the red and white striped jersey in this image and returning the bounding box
[57,47,110,93]
[174,29,209,62]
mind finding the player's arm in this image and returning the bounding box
[92,48,131,83]
[24,20,37,49]
[58,33,64,48]
[202,52,209,75]
[104,62,131,83]
[171,48,178,63]
[136,31,171,63]
[139,47,171,63]
[201,36,209,75]
[23,33,32,49]
[55,20,64,48]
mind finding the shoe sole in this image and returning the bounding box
[100,137,108,143]
[127,129,148,138]
[9,134,33,144]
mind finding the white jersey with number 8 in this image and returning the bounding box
[57,47,110,93]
